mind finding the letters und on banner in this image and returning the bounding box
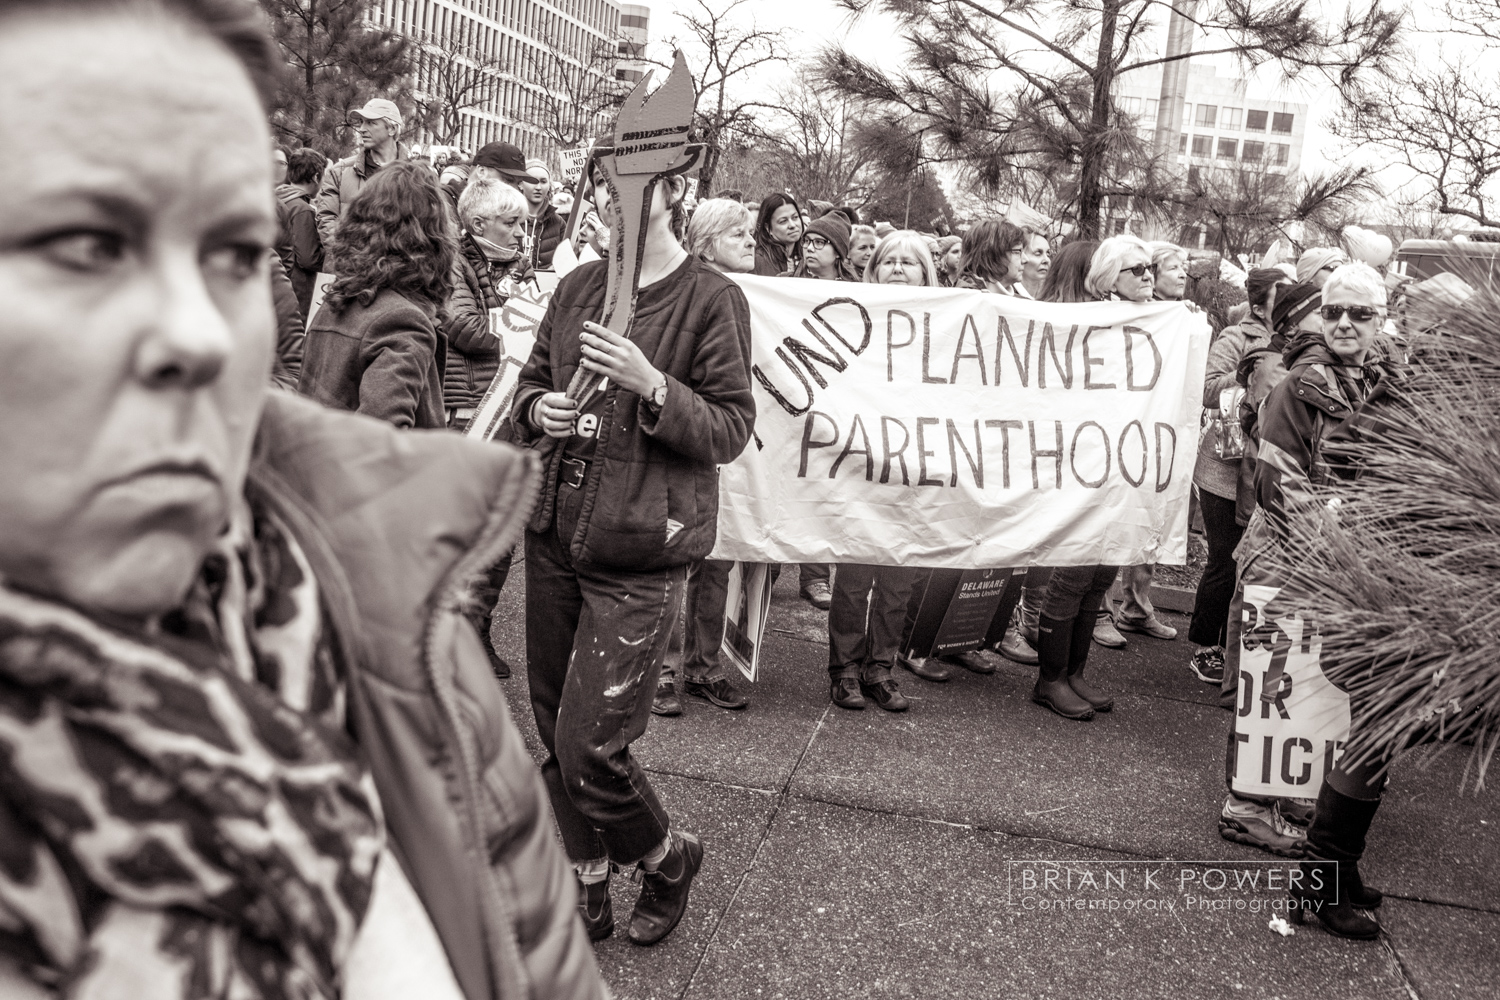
[709,276,1213,568]
[1227,582,1351,799]
[466,271,559,443]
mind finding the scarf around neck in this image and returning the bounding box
[0,500,382,999]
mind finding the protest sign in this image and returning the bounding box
[1228,582,1351,800]
[465,271,560,443]
[305,272,336,331]
[722,562,773,682]
[904,568,1022,658]
[710,277,1212,568]
[559,144,591,184]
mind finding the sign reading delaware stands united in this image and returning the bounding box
[709,275,1212,568]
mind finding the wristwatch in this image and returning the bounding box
[647,376,668,412]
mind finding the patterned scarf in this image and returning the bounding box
[0,503,382,999]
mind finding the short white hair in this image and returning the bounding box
[866,230,939,286]
[1149,240,1185,270]
[1086,234,1153,299]
[1322,261,1387,309]
[458,176,527,225]
[686,198,753,260]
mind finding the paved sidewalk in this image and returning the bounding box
[489,568,1500,1000]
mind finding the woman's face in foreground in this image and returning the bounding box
[0,11,276,617]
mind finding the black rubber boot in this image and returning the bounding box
[1032,615,1095,721]
[1064,608,1113,712]
[1305,783,1384,909]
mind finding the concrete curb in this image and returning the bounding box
[1149,583,1197,614]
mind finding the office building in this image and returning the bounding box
[372,0,625,157]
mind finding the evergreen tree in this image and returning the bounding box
[824,0,1402,239]
[259,0,415,156]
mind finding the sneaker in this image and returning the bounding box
[685,676,749,710]
[651,681,683,717]
[1280,797,1316,828]
[1092,610,1127,649]
[997,625,1039,665]
[577,877,614,942]
[1116,613,1178,640]
[860,677,910,712]
[801,581,833,610]
[1189,646,1226,684]
[830,675,865,710]
[628,831,703,946]
[1218,795,1308,858]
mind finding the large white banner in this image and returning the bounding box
[710,275,1212,568]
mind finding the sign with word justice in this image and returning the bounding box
[709,275,1212,568]
[1228,583,1352,799]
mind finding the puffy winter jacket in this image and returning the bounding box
[250,393,606,1000]
[510,256,755,570]
[444,235,532,412]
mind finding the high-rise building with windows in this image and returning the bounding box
[371,0,625,158]
[1110,62,1310,246]
[615,4,649,85]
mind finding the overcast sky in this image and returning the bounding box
[624,0,1452,188]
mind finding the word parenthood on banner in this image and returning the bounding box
[466,271,560,443]
[709,276,1212,568]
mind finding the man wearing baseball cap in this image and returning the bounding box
[314,97,409,247]
[471,140,531,183]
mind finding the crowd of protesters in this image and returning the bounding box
[0,1,1468,996]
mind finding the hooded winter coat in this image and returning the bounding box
[274,182,323,316]
[1241,338,1401,565]
[523,200,565,270]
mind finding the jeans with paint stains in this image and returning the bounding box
[525,481,685,864]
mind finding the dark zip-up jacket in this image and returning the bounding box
[510,256,755,570]
[524,201,565,270]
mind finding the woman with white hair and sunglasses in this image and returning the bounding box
[1079,236,1182,649]
[1239,261,1405,940]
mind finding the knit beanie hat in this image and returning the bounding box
[1270,280,1321,336]
[804,215,851,260]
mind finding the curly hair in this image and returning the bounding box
[324,160,455,313]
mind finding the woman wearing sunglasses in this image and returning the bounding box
[1240,262,1404,939]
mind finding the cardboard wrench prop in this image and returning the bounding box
[561,51,703,404]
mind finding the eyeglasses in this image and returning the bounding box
[804,236,831,251]
[1320,304,1381,323]
[1122,263,1155,278]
